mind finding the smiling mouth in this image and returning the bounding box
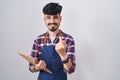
[48,23,57,26]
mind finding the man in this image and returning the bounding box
[29,2,76,80]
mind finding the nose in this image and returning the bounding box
[50,17,55,23]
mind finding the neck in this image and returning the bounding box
[48,29,59,37]
[48,29,60,42]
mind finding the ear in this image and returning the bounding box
[59,15,62,22]
[44,15,46,21]
[60,15,62,21]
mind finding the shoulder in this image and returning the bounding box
[34,32,47,44]
[61,30,74,40]
[38,31,47,37]
[61,30,75,45]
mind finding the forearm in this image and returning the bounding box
[63,59,72,70]
[61,56,72,70]
[61,54,76,74]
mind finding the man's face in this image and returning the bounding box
[44,14,62,32]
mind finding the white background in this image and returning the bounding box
[0,0,120,80]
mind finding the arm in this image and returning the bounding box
[29,39,41,72]
[60,54,76,74]
[63,54,76,74]
[55,36,76,74]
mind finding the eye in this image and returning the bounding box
[53,16,59,19]
[46,16,51,19]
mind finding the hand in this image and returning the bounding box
[35,60,46,71]
[55,36,67,59]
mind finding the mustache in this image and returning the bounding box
[48,23,57,25]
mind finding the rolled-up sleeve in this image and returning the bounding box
[29,38,41,72]
[65,37,76,74]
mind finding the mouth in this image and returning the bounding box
[48,23,57,26]
[47,23,59,32]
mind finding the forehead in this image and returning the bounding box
[44,14,60,17]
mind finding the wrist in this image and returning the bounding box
[61,57,69,64]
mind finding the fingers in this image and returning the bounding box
[58,36,66,45]
[39,60,46,69]
[35,60,46,70]
[56,36,66,50]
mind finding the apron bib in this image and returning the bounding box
[38,45,67,80]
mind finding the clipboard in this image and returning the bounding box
[19,52,52,74]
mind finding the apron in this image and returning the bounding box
[37,39,67,80]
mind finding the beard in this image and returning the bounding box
[48,23,59,32]
[49,27,58,32]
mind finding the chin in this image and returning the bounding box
[50,29,57,32]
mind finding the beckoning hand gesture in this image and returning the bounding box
[55,37,67,59]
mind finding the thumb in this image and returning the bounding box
[59,36,63,42]
[38,60,42,65]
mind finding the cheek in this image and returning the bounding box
[44,18,49,23]
[44,20,49,25]
[56,21,61,25]
[57,19,61,23]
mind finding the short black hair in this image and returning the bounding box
[43,2,62,15]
